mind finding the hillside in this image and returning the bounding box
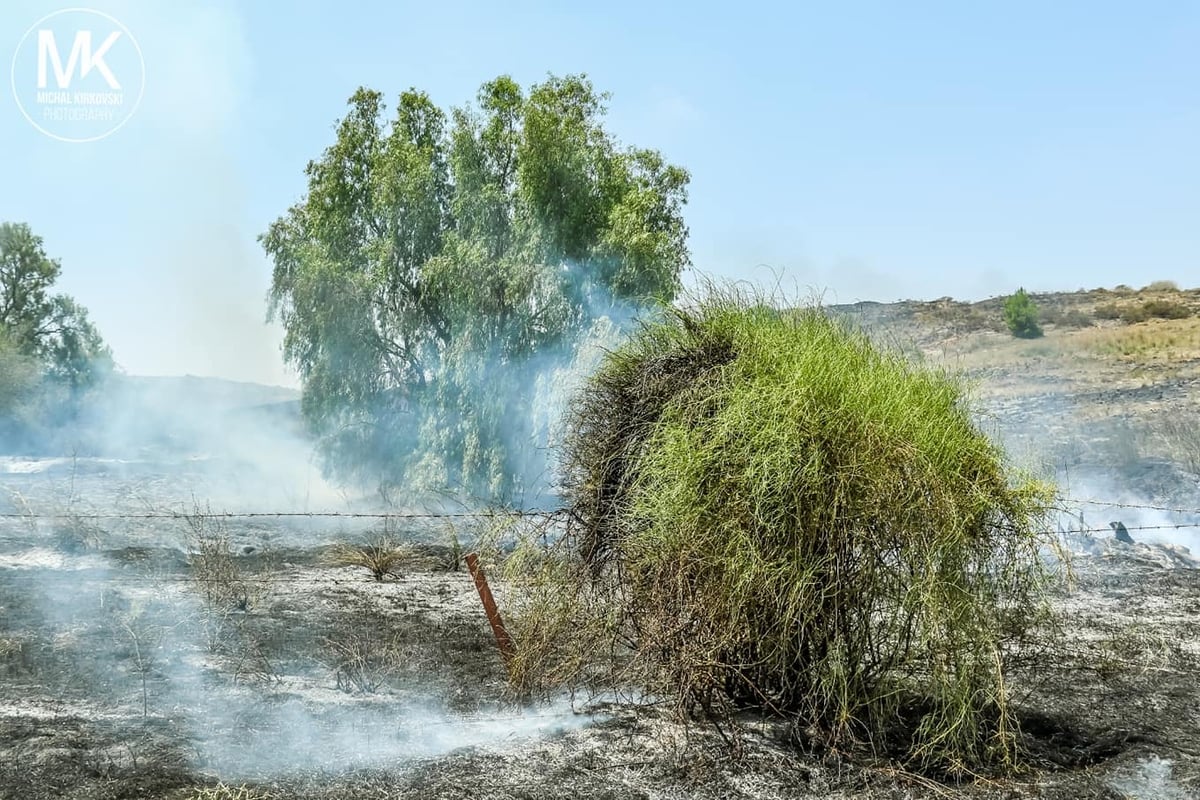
[835,283,1200,505]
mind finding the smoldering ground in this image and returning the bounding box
[0,486,602,784]
[0,360,617,787]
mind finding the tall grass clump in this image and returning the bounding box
[558,290,1055,774]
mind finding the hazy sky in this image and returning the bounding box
[2,1,1197,385]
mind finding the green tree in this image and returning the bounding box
[0,223,111,395]
[0,331,39,422]
[262,75,690,502]
[1002,287,1043,339]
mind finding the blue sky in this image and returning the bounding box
[1,1,1197,384]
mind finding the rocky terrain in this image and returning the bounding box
[1,283,1199,799]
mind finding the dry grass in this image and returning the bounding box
[326,537,415,581]
[179,783,276,800]
[1073,318,1200,361]
[0,636,25,670]
[1132,413,1200,475]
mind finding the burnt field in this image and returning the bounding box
[2,299,1200,799]
[0,460,1198,800]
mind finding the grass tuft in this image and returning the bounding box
[327,537,414,581]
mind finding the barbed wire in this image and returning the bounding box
[0,522,1192,586]
[0,497,1195,521]
[1056,522,1200,535]
[1066,498,1200,516]
[0,509,563,521]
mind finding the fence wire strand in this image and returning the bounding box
[0,497,1194,522]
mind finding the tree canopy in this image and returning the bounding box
[0,223,111,402]
[262,74,690,502]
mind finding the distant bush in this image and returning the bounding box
[1141,299,1192,320]
[548,291,1056,773]
[1040,307,1093,329]
[1094,303,1123,320]
[1120,305,1150,324]
[1116,300,1193,324]
[1003,288,1043,338]
[1143,280,1179,292]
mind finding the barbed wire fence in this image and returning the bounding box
[0,496,1193,592]
[0,496,1196,530]
[0,494,1195,525]
[0,498,1193,594]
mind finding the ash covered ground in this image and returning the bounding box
[2,303,1200,799]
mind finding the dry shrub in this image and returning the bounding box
[327,537,413,581]
[1039,306,1094,329]
[186,508,257,613]
[1139,298,1192,320]
[184,509,278,682]
[499,515,622,698]
[321,625,405,694]
[1120,304,1151,324]
[544,290,1056,774]
[1103,299,1194,324]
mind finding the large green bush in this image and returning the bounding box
[556,292,1054,773]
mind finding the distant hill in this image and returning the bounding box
[114,375,300,412]
[42,374,308,459]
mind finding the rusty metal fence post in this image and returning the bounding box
[464,552,515,670]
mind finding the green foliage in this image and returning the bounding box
[262,75,690,502]
[1002,288,1043,339]
[0,223,111,438]
[555,290,1055,773]
[0,331,39,420]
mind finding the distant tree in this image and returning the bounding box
[262,75,690,502]
[1003,288,1043,339]
[0,331,38,421]
[0,223,112,397]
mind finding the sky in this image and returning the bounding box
[1,0,1197,385]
